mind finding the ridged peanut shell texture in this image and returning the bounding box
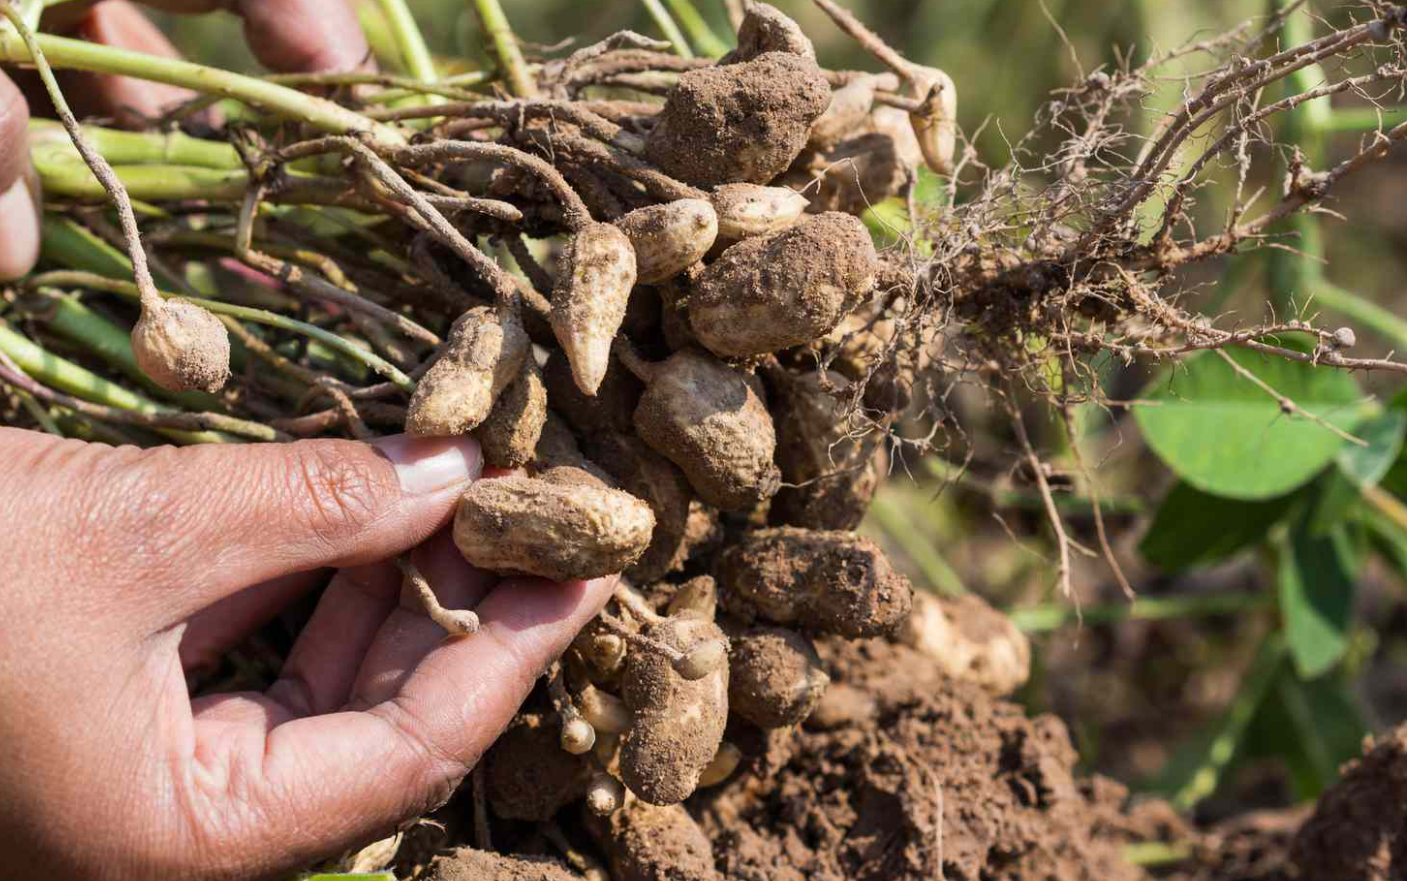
[644,52,830,187]
[620,615,729,805]
[690,212,878,358]
[616,199,718,284]
[710,183,809,240]
[407,306,528,437]
[716,527,913,638]
[731,2,815,61]
[453,475,654,581]
[632,349,780,511]
[474,355,547,469]
[551,223,638,396]
[131,299,231,393]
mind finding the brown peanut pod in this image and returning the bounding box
[715,527,913,638]
[807,75,878,151]
[619,615,729,805]
[899,591,1031,696]
[710,183,810,241]
[484,713,590,821]
[429,849,578,881]
[667,574,717,620]
[689,213,878,358]
[869,103,925,172]
[543,347,642,435]
[586,431,696,582]
[131,298,231,393]
[769,368,884,531]
[615,199,718,284]
[729,2,815,62]
[624,347,780,512]
[473,354,547,469]
[585,801,719,881]
[725,625,829,729]
[552,222,638,396]
[644,52,830,187]
[907,65,958,176]
[453,474,655,581]
[407,305,529,437]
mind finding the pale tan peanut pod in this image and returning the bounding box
[551,222,638,396]
[710,183,810,240]
[869,103,925,172]
[689,212,878,358]
[725,625,829,728]
[621,346,780,512]
[473,353,547,469]
[561,716,597,755]
[645,52,830,187]
[453,475,655,581]
[131,298,231,393]
[716,527,913,638]
[782,131,911,216]
[407,305,529,437]
[619,615,729,805]
[586,771,626,817]
[899,591,1031,696]
[543,348,642,435]
[585,801,720,881]
[484,713,590,821]
[696,742,742,788]
[615,199,718,284]
[429,848,578,881]
[729,2,815,62]
[586,431,696,582]
[906,65,958,176]
[808,75,878,151]
[768,368,884,531]
[667,574,717,620]
[578,683,632,735]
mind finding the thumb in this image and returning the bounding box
[0,71,40,282]
[0,428,481,626]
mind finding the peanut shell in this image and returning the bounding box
[474,354,547,469]
[615,199,718,284]
[710,183,809,240]
[131,299,231,394]
[551,222,638,396]
[407,305,528,437]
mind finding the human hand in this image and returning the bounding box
[0,427,616,880]
[0,0,372,279]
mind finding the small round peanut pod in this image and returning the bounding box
[484,713,589,821]
[452,475,655,581]
[726,625,829,728]
[561,716,597,755]
[619,615,729,805]
[551,222,638,396]
[730,2,815,62]
[615,199,718,284]
[674,637,728,681]
[407,305,528,437]
[899,591,1031,696]
[710,183,810,240]
[131,298,231,394]
[586,772,625,817]
[585,801,720,881]
[667,574,718,620]
[808,75,878,151]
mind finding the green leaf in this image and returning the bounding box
[1134,348,1365,500]
[1362,507,1407,588]
[1306,469,1363,537]
[1243,669,1367,800]
[1278,519,1360,679]
[1139,481,1291,571]
[1336,409,1406,489]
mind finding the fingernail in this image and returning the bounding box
[0,176,41,282]
[375,434,483,496]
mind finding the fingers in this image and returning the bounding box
[66,1,197,125]
[134,0,370,73]
[178,569,328,674]
[0,429,481,628]
[0,72,39,281]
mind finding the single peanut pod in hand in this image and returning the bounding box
[729,2,815,61]
[716,527,913,638]
[899,591,1031,695]
[689,212,878,358]
[552,222,638,396]
[726,625,829,728]
[131,298,231,393]
[906,65,958,176]
[645,52,830,187]
[407,305,528,437]
[485,713,590,820]
[585,800,720,881]
[615,199,718,284]
[808,75,877,151]
[620,615,729,805]
[474,354,547,469]
[626,348,781,511]
[587,431,696,582]
[710,183,810,240]
[453,475,654,581]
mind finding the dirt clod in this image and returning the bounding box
[586,801,720,881]
[485,712,590,821]
[429,848,580,881]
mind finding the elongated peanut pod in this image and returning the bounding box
[711,183,809,240]
[808,75,877,151]
[907,66,958,176]
[131,298,231,393]
[407,305,529,437]
[579,684,632,735]
[452,475,655,581]
[697,742,742,788]
[615,199,718,284]
[474,353,547,469]
[551,222,637,396]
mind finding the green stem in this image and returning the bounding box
[1323,105,1407,133]
[0,320,234,444]
[0,30,405,145]
[469,0,537,98]
[1008,590,1275,633]
[1122,841,1192,868]
[640,0,694,58]
[663,0,729,57]
[29,119,241,168]
[375,0,446,111]
[1308,278,1407,352]
[866,492,966,597]
[15,387,62,435]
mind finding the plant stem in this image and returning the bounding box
[640,0,694,58]
[1307,278,1407,353]
[0,30,405,145]
[15,387,61,435]
[469,0,537,98]
[375,0,446,111]
[866,492,966,597]
[29,119,241,168]
[1008,590,1275,633]
[663,0,729,57]
[1122,841,1192,868]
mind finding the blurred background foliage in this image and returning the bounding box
[154,0,1407,826]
